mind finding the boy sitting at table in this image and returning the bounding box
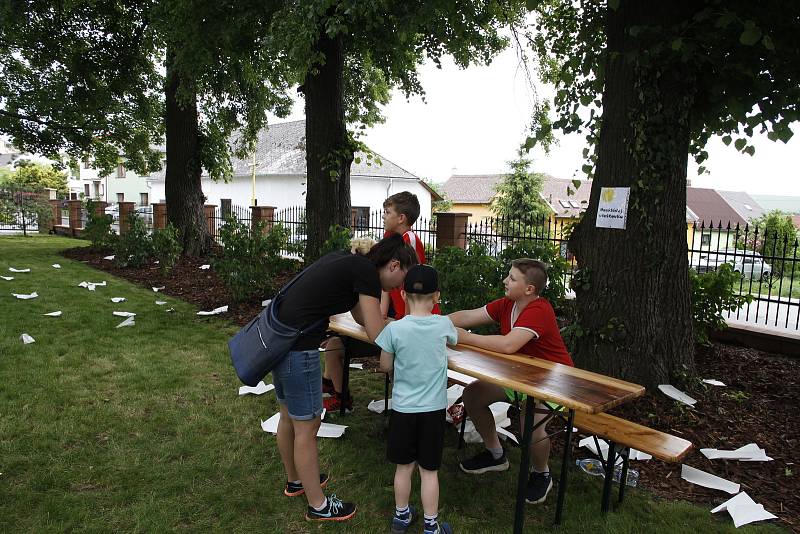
[449,258,573,505]
[377,265,458,534]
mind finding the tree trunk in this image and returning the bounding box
[303,29,352,261]
[164,47,209,256]
[568,1,699,388]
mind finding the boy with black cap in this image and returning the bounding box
[376,264,458,534]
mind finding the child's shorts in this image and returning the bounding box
[387,409,446,471]
[272,349,323,421]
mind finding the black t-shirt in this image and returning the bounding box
[278,251,382,350]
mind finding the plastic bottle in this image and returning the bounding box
[576,458,639,487]
[613,465,639,487]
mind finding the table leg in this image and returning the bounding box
[601,441,616,513]
[554,409,575,525]
[618,448,630,504]
[340,340,351,417]
[513,396,536,534]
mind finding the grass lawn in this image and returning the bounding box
[0,236,787,533]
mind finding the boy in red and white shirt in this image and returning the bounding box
[449,258,573,505]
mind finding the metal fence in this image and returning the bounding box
[0,188,45,235]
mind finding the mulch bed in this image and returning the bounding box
[62,246,799,531]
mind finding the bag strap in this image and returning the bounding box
[270,256,340,334]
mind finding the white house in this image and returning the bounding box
[149,120,440,222]
[67,155,156,205]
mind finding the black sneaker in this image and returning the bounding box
[459,449,509,474]
[525,471,553,504]
[390,505,417,534]
[284,473,329,497]
[305,494,357,522]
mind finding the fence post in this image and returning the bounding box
[204,204,217,235]
[251,205,276,235]
[93,201,108,218]
[67,199,83,236]
[152,203,167,230]
[118,201,136,235]
[47,199,61,233]
[435,212,471,250]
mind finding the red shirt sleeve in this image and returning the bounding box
[485,298,505,323]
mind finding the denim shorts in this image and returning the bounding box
[272,349,323,421]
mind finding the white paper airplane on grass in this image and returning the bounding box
[711,491,777,528]
[116,316,135,328]
[12,292,38,300]
[152,286,165,292]
[368,399,392,414]
[681,464,740,494]
[261,412,347,438]
[262,299,271,307]
[155,301,167,305]
[78,281,106,291]
[112,311,136,317]
[9,267,30,273]
[349,362,363,370]
[700,443,773,462]
[658,384,697,406]
[238,382,274,396]
[51,264,61,269]
[43,311,62,317]
[103,255,115,260]
[197,305,228,316]
[111,297,126,303]
[0,276,13,281]
[200,264,211,270]
[20,333,35,344]
[702,379,726,387]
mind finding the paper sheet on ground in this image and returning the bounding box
[20,333,35,344]
[702,379,726,386]
[262,299,271,307]
[261,412,346,438]
[578,436,651,463]
[152,286,164,292]
[711,492,778,528]
[51,264,61,269]
[111,297,126,303]
[155,301,167,305]
[238,382,274,396]
[12,292,38,300]
[681,464,740,494]
[9,267,30,273]
[348,363,363,370]
[1,276,13,281]
[103,255,115,260]
[197,305,228,316]
[116,316,135,328]
[200,264,210,270]
[701,443,773,462]
[658,384,697,406]
[447,369,477,385]
[43,311,62,317]
[368,399,392,413]
[446,384,464,407]
[113,311,136,317]
[79,281,106,291]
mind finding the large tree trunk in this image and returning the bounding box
[303,29,352,261]
[568,1,699,388]
[164,47,209,256]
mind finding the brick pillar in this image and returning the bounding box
[435,212,471,250]
[204,205,217,235]
[118,201,136,235]
[92,201,108,218]
[152,203,167,230]
[48,199,61,231]
[250,206,276,235]
[67,200,83,235]
[350,207,358,228]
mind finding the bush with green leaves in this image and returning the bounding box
[319,224,353,257]
[498,239,570,312]
[151,224,182,274]
[432,243,504,315]
[214,216,295,302]
[689,263,753,345]
[83,199,117,250]
[114,213,152,268]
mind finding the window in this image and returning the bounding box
[84,184,90,197]
[117,193,124,202]
[700,234,711,246]
[93,181,100,198]
[558,199,570,208]
[140,193,149,206]
[351,206,370,229]
[569,200,581,209]
[70,192,78,200]
[116,163,125,179]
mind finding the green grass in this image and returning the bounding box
[0,236,787,533]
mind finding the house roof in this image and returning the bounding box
[540,177,591,218]
[441,174,505,203]
[686,187,763,227]
[0,153,19,168]
[751,194,800,215]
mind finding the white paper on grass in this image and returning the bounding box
[446,384,465,407]
[681,464,740,494]
[238,382,274,396]
[115,316,135,328]
[658,384,697,406]
[496,426,519,445]
[711,492,778,528]
[0,276,13,281]
[165,308,175,313]
[9,267,30,273]
[51,264,61,269]
[349,363,363,370]
[112,311,136,317]
[103,255,115,260]
[199,264,210,270]
[700,443,773,462]
[152,286,165,292]
[111,297,126,303]
[447,369,477,385]
[155,301,167,305]
[703,379,726,387]
[197,305,228,316]
[20,333,35,344]
[368,399,391,413]
[262,299,271,307]
[261,412,347,438]
[12,292,38,300]
[43,311,62,317]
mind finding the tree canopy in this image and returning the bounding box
[1,160,68,196]
[490,149,551,223]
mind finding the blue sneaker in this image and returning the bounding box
[390,505,417,534]
[424,521,452,534]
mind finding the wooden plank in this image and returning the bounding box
[328,313,645,414]
[574,412,693,463]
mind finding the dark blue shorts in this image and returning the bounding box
[272,350,323,421]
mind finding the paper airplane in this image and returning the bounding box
[238,382,274,396]
[0,276,13,281]
[711,492,777,528]
[349,363,363,370]
[152,286,165,292]
[103,255,115,260]
[681,464,740,494]
[43,311,62,317]
[116,316,135,328]
[9,267,30,273]
[700,443,773,462]
[51,264,61,269]
[111,297,126,303]
[702,379,726,387]
[155,301,167,305]
[197,305,228,316]
[200,264,210,270]
[261,412,346,438]
[112,311,136,317]
[12,292,38,300]
[658,384,697,406]
[20,333,35,344]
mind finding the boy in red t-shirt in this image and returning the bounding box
[322,191,434,411]
[449,258,573,505]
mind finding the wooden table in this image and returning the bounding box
[327,313,645,532]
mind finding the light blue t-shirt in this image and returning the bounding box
[375,314,458,413]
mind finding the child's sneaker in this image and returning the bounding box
[423,521,452,534]
[284,473,329,497]
[390,505,416,534]
[305,494,357,522]
[525,471,553,504]
[323,392,353,413]
[459,449,509,474]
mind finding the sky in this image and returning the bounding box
[274,44,800,196]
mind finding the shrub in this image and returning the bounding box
[83,199,117,250]
[151,224,182,274]
[214,216,295,302]
[498,239,570,312]
[433,243,504,316]
[689,263,752,345]
[319,224,353,257]
[114,213,152,268]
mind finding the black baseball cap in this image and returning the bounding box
[404,264,439,294]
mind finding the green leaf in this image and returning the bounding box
[762,35,775,51]
[523,136,536,151]
[744,145,755,156]
[525,0,542,11]
[581,164,593,174]
[721,135,732,146]
[671,38,683,51]
[698,166,706,174]
[572,179,582,189]
[734,138,747,151]
[739,26,763,46]
[608,0,620,11]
